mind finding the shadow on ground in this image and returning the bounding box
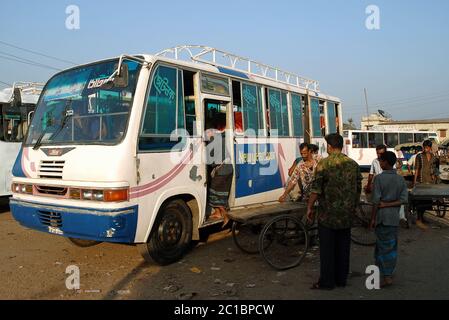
[0,197,10,214]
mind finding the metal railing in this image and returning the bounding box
[155,45,320,92]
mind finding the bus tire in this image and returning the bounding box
[66,237,102,248]
[139,199,192,266]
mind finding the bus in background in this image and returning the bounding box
[0,82,42,197]
[10,46,342,264]
[343,129,438,170]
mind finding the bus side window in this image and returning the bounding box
[369,132,384,148]
[232,81,243,134]
[182,70,196,136]
[326,101,338,134]
[361,132,368,148]
[319,100,326,136]
[352,132,361,148]
[265,88,270,136]
[291,93,304,137]
[385,133,399,148]
[139,65,186,152]
[268,88,289,137]
[335,103,340,133]
[0,111,4,141]
[240,83,264,137]
[310,98,321,137]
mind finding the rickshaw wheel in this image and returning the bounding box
[232,221,263,254]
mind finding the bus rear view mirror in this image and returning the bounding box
[113,63,129,88]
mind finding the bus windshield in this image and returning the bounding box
[25,59,142,146]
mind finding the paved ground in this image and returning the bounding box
[1,197,449,300]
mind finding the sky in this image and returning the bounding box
[1,0,448,125]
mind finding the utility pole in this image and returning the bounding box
[364,88,370,130]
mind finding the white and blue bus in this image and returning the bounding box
[0,82,42,197]
[343,129,438,170]
[10,46,342,264]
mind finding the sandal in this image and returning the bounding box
[222,214,231,228]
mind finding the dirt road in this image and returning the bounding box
[1,197,449,300]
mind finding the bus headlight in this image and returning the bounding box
[12,183,20,193]
[68,187,128,202]
[12,183,33,194]
[92,190,104,201]
[82,190,93,200]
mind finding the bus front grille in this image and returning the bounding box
[38,211,63,228]
[35,185,68,196]
[39,161,65,179]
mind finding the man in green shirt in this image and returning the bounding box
[414,139,439,229]
[307,133,362,290]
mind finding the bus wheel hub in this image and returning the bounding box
[159,217,182,245]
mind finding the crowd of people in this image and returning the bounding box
[277,134,440,290]
[205,129,441,290]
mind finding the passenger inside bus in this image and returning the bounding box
[205,102,233,227]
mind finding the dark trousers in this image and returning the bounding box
[318,224,351,288]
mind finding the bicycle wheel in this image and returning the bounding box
[259,215,309,270]
[351,203,376,246]
[232,221,264,254]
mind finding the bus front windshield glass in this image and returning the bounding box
[25,59,142,146]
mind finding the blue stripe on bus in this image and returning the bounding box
[234,143,283,198]
[12,148,26,178]
[10,199,138,243]
[217,67,249,79]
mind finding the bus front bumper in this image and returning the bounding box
[10,199,138,243]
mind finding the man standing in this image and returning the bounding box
[370,151,408,288]
[364,144,387,194]
[307,134,362,290]
[414,139,439,229]
[365,144,407,226]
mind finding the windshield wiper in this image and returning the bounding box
[33,99,73,150]
[50,101,74,142]
[32,128,48,150]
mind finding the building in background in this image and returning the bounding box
[360,112,391,130]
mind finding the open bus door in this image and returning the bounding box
[202,98,234,220]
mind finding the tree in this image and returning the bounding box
[343,118,357,130]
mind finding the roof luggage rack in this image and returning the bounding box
[11,82,44,95]
[156,45,320,92]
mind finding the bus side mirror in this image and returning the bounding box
[113,63,129,88]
